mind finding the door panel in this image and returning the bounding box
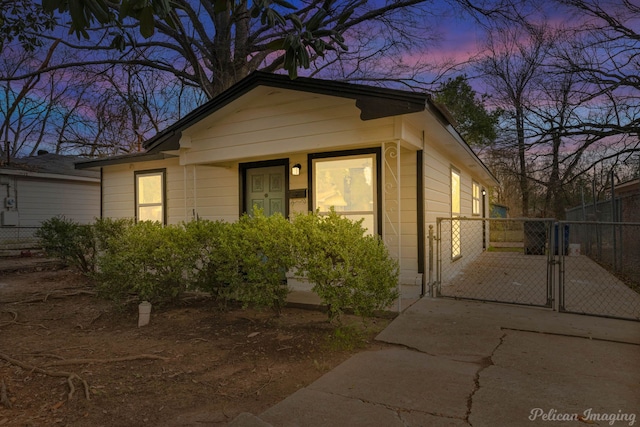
[245,165,286,216]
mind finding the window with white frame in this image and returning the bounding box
[312,152,377,235]
[451,168,461,259]
[135,170,165,223]
[472,181,481,216]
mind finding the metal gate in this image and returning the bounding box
[558,221,640,321]
[433,218,640,321]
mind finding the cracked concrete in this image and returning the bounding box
[465,334,506,424]
[229,298,640,427]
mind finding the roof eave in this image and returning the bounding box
[143,71,429,153]
[75,152,178,170]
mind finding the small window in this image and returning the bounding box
[451,168,461,259]
[135,170,165,223]
[472,181,481,216]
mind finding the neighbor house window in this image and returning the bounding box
[451,168,461,259]
[311,151,378,235]
[472,181,481,216]
[135,170,165,224]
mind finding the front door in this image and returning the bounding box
[245,165,287,217]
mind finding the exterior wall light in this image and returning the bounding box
[291,163,301,176]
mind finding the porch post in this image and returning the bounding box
[383,140,402,312]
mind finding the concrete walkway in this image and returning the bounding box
[229,297,640,427]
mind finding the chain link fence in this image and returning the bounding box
[434,218,640,321]
[435,218,553,307]
[566,192,639,223]
[0,227,41,256]
[559,221,640,320]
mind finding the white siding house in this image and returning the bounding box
[0,153,100,227]
[77,72,498,299]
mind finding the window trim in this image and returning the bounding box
[134,169,167,224]
[451,167,462,260]
[472,181,481,216]
[308,148,382,236]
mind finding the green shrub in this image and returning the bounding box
[93,213,294,310]
[93,217,135,250]
[231,209,295,313]
[183,219,239,303]
[95,221,195,305]
[36,216,132,275]
[293,209,399,323]
[58,209,398,320]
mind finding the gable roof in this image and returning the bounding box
[142,71,436,154]
[76,71,496,186]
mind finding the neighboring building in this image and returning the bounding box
[615,178,639,222]
[565,178,639,223]
[77,72,498,298]
[490,203,509,218]
[0,152,100,227]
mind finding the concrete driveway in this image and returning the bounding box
[231,297,640,426]
[439,251,640,320]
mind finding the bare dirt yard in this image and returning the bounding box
[0,259,391,426]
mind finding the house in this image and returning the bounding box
[490,203,509,218]
[76,72,498,298]
[565,178,639,222]
[614,178,639,222]
[0,152,100,254]
[0,152,100,227]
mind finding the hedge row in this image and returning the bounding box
[37,210,399,322]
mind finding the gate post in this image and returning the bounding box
[428,224,434,297]
[434,219,443,297]
[557,221,566,312]
[547,220,557,310]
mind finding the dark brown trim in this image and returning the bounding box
[134,168,167,225]
[75,152,177,169]
[144,71,429,153]
[238,159,290,218]
[417,150,424,275]
[307,148,382,236]
[99,167,104,219]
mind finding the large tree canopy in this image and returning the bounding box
[1,1,442,99]
[40,0,353,83]
[1,0,458,157]
[433,75,501,148]
[9,1,511,98]
[0,0,56,53]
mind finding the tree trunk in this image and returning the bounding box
[515,104,529,216]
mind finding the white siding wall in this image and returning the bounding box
[422,137,489,287]
[181,89,396,165]
[102,158,239,224]
[399,148,419,287]
[15,177,99,226]
[189,164,239,223]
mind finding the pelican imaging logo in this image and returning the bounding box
[529,408,636,425]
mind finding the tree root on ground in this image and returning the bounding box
[0,310,48,330]
[44,354,170,367]
[1,378,11,408]
[11,289,97,304]
[0,353,169,401]
[0,353,90,400]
